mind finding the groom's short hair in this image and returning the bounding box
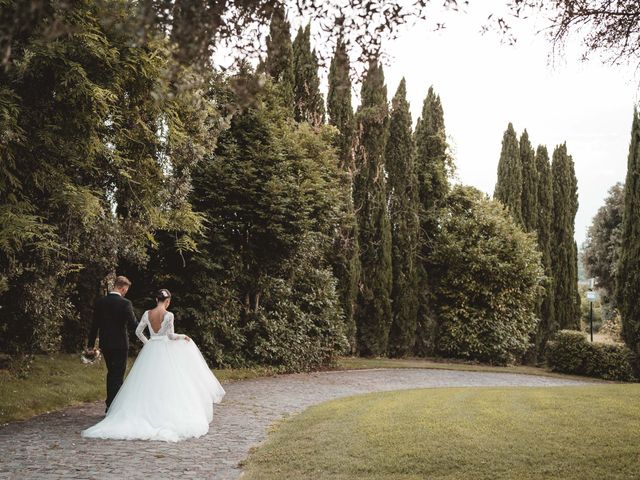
[114,276,132,288]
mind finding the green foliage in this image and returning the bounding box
[429,186,543,365]
[551,143,580,330]
[520,130,538,231]
[292,24,325,126]
[546,330,637,381]
[327,37,354,170]
[586,343,637,381]
[326,38,360,352]
[163,76,350,371]
[353,59,392,356]
[262,4,295,111]
[413,86,451,356]
[617,109,640,357]
[386,79,419,357]
[532,144,556,360]
[0,1,212,354]
[545,330,591,373]
[494,122,523,225]
[583,183,624,299]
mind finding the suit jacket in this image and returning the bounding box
[88,293,138,350]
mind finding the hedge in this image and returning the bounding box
[545,330,637,382]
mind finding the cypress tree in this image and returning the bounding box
[534,145,556,355]
[353,59,392,356]
[386,79,419,357]
[414,86,450,356]
[327,36,354,170]
[292,24,325,126]
[520,129,538,232]
[327,37,360,352]
[617,108,640,355]
[551,143,580,330]
[263,5,295,109]
[494,123,523,225]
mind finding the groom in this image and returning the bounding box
[87,276,138,412]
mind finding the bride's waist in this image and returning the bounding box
[150,335,169,341]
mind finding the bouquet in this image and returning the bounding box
[81,348,102,365]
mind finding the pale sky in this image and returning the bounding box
[376,4,639,248]
[221,3,640,248]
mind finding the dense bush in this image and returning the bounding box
[428,186,543,365]
[546,330,637,381]
[545,330,591,373]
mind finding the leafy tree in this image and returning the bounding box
[583,182,624,299]
[292,24,325,126]
[262,4,295,109]
[0,1,210,355]
[327,37,360,350]
[327,36,354,170]
[551,143,580,330]
[520,129,538,232]
[413,86,451,356]
[386,79,419,357]
[617,109,640,356]
[353,59,392,356]
[494,123,523,225]
[429,186,543,365]
[533,145,556,357]
[160,75,349,370]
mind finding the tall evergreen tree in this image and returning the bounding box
[551,143,580,330]
[292,24,325,126]
[617,108,640,356]
[353,59,392,356]
[386,79,419,357]
[584,182,624,299]
[534,145,556,356]
[262,5,295,109]
[520,130,538,232]
[327,36,354,170]
[494,123,523,225]
[414,86,450,355]
[327,37,360,351]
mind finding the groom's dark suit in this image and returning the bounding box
[88,293,138,410]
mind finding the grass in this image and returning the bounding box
[243,385,640,480]
[335,356,607,383]
[0,354,280,424]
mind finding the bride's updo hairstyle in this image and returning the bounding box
[156,289,171,303]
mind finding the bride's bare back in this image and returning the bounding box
[148,307,167,333]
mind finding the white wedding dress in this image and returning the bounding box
[82,311,225,442]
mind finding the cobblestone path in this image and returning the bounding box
[0,368,591,479]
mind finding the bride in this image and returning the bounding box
[82,289,225,442]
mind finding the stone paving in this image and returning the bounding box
[0,368,592,480]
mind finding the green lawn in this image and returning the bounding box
[0,354,280,424]
[335,356,605,382]
[243,385,640,480]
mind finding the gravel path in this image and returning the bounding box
[0,368,592,479]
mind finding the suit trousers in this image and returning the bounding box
[102,348,128,411]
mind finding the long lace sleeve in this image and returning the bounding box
[136,311,149,344]
[166,313,186,341]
